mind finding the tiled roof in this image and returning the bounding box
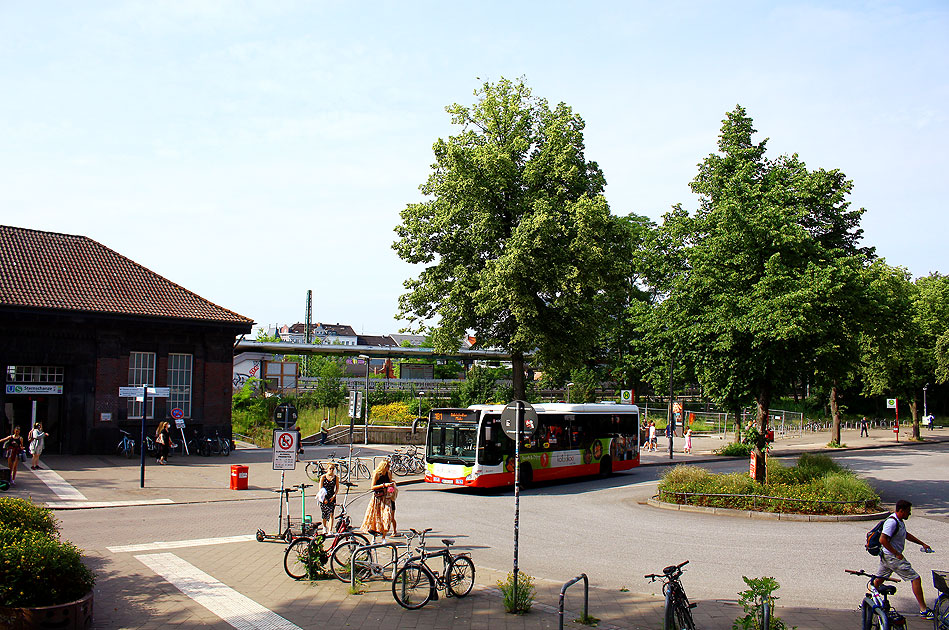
[0,225,254,326]
[358,335,398,347]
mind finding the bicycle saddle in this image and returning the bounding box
[273,488,297,494]
[295,483,313,488]
[877,585,897,596]
[409,528,433,535]
[441,539,455,547]
[663,565,678,576]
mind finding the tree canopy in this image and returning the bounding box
[393,77,632,398]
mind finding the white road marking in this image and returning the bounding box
[135,553,303,630]
[109,534,256,553]
[47,499,174,509]
[32,467,88,500]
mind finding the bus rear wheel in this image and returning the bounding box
[599,456,612,477]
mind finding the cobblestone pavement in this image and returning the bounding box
[10,428,946,629]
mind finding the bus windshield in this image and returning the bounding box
[427,422,477,465]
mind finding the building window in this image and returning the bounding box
[167,354,192,418]
[128,352,156,419]
[6,366,64,383]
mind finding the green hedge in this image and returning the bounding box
[0,498,95,608]
[657,455,880,515]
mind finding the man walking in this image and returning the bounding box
[874,499,934,619]
[860,416,869,437]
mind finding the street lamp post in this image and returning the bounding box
[359,354,370,445]
[418,390,425,419]
[566,382,574,404]
[924,383,929,419]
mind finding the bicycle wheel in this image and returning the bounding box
[392,563,434,610]
[391,456,409,477]
[284,538,311,580]
[124,440,134,458]
[934,595,949,629]
[221,440,230,456]
[305,461,323,483]
[330,538,374,582]
[672,599,695,630]
[446,556,475,597]
[356,462,371,480]
[412,457,425,474]
[868,607,887,630]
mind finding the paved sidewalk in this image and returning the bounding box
[8,429,947,629]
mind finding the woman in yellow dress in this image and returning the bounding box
[362,459,397,538]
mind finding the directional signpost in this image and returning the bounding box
[499,400,538,609]
[118,386,170,488]
[171,408,188,455]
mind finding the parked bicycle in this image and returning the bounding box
[646,560,696,630]
[390,445,425,476]
[332,527,423,583]
[845,569,905,630]
[116,429,135,458]
[931,570,948,630]
[391,528,475,610]
[197,429,230,456]
[283,495,369,580]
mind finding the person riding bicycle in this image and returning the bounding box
[873,499,934,619]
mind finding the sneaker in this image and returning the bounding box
[920,609,935,619]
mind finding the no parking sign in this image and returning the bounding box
[272,430,298,470]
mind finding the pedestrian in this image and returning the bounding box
[859,416,869,437]
[155,421,171,465]
[926,414,935,431]
[318,462,339,533]
[29,422,49,470]
[363,459,398,539]
[684,428,693,454]
[648,421,657,451]
[1,426,24,484]
[873,499,934,619]
[319,418,329,445]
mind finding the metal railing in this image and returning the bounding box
[559,574,589,630]
[350,542,399,591]
[656,490,879,513]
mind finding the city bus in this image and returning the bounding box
[424,403,640,488]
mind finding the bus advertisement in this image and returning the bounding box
[424,403,640,488]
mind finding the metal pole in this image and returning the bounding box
[924,384,929,418]
[667,356,674,460]
[140,388,148,488]
[513,400,522,607]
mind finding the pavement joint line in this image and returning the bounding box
[31,466,88,500]
[134,552,304,630]
[47,498,175,510]
[108,534,257,553]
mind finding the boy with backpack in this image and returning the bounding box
[870,499,934,619]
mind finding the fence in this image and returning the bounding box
[655,490,880,514]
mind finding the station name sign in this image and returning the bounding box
[5,384,63,395]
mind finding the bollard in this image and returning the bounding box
[559,573,589,630]
[230,465,248,490]
[350,542,398,592]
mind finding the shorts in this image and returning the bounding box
[878,553,920,582]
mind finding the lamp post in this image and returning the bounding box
[923,383,929,419]
[359,354,370,445]
[418,390,425,419]
[566,382,574,404]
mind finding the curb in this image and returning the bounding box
[646,497,889,522]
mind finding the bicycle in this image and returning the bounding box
[305,451,357,483]
[932,570,948,630]
[332,527,423,582]
[391,528,475,610]
[283,493,369,580]
[646,560,696,630]
[198,429,230,456]
[116,430,135,458]
[845,569,905,629]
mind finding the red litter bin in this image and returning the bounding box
[230,465,249,490]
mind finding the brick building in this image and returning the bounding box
[0,226,253,454]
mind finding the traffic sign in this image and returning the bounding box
[620,390,633,404]
[171,408,184,420]
[147,387,170,398]
[500,401,538,440]
[272,430,298,470]
[886,398,897,409]
[119,386,144,398]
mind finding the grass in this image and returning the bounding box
[657,454,880,515]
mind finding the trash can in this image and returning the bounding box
[230,465,248,490]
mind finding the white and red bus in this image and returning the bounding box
[424,403,640,488]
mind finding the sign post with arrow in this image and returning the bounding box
[119,386,170,488]
[499,400,538,610]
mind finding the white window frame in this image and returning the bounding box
[167,353,192,418]
[128,352,156,419]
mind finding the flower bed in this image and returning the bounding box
[656,454,880,515]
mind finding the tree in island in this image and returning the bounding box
[393,77,632,399]
[653,106,871,481]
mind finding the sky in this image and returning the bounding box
[1,1,946,336]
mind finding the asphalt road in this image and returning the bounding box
[58,442,949,615]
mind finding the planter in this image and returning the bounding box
[0,590,93,630]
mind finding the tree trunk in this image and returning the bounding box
[511,353,526,401]
[733,406,743,444]
[910,398,920,439]
[829,382,842,445]
[753,386,771,484]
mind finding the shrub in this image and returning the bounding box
[0,528,95,607]
[716,442,753,457]
[733,576,791,630]
[369,401,415,426]
[498,571,536,614]
[0,497,58,538]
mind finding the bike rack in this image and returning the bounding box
[350,542,399,591]
[558,573,589,630]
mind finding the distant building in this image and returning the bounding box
[0,225,253,454]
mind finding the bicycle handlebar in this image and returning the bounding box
[646,560,690,581]
[845,569,899,582]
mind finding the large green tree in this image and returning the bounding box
[655,106,870,480]
[393,78,631,399]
